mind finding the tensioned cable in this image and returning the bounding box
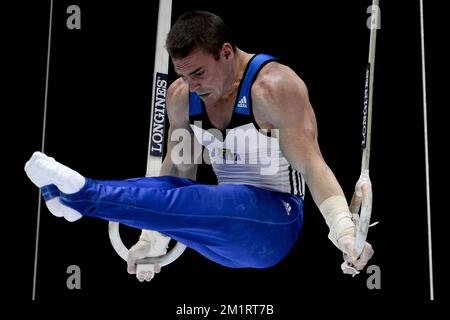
[32,0,53,300]
[419,0,434,301]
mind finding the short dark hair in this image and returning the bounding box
[166,11,236,60]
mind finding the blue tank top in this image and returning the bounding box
[189,54,304,197]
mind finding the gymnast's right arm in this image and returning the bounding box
[160,78,199,179]
[127,79,198,281]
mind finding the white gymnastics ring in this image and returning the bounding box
[108,221,187,267]
[349,170,373,256]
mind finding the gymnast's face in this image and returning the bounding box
[172,45,234,103]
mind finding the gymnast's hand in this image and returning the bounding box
[338,235,374,275]
[127,231,170,282]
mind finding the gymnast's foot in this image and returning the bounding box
[25,151,85,221]
[25,151,85,193]
[45,197,82,222]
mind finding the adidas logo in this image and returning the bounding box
[237,96,247,108]
[282,201,292,215]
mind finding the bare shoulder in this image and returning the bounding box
[252,62,309,106]
[166,78,190,127]
[252,61,314,128]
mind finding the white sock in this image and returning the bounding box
[46,197,82,222]
[25,151,85,194]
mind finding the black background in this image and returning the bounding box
[11,0,445,309]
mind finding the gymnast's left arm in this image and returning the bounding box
[252,63,374,273]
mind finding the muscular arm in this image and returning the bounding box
[253,63,362,255]
[253,64,345,207]
[160,78,199,180]
[130,80,200,279]
[255,67,375,269]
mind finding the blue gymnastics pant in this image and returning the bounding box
[41,176,303,268]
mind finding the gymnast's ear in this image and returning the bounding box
[221,43,234,60]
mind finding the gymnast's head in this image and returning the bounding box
[166,11,236,60]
